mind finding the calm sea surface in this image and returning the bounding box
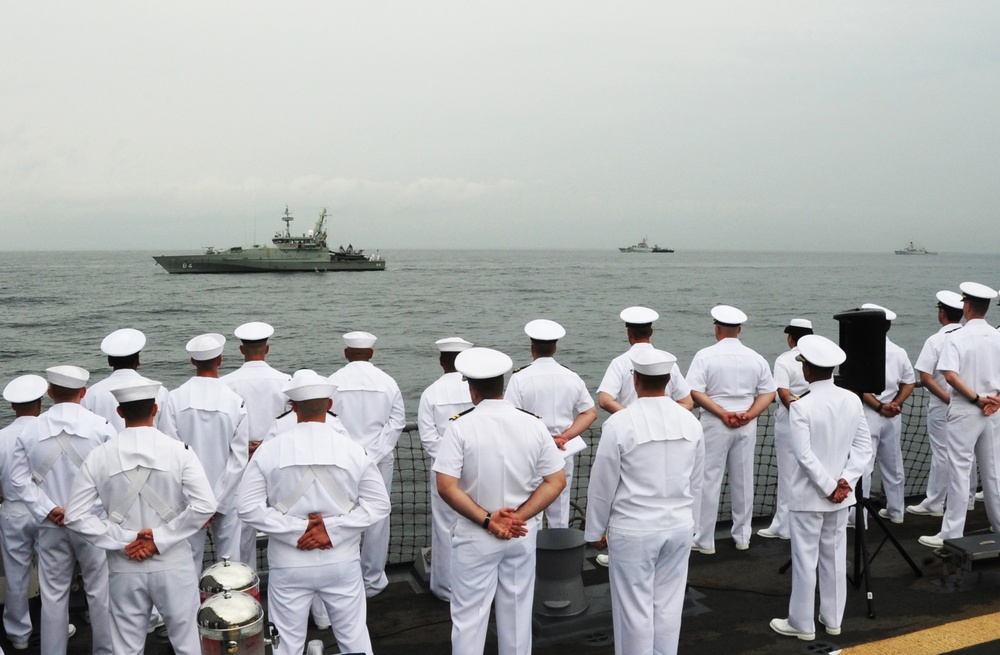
[2,249,999,425]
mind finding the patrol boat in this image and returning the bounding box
[153,207,386,273]
[619,237,652,253]
[894,241,937,255]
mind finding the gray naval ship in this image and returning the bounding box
[153,207,386,273]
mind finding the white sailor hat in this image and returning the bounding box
[234,321,274,342]
[796,335,846,368]
[630,348,677,376]
[435,337,473,353]
[861,303,897,321]
[786,318,813,330]
[3,374,48,403]
[524,319,566,342]
[101,328,146,358]
[343,331,377,349]
[455,347,513,380]
[619,306,659,325]
[936,290,964,310]
[186,333,226,361]
[711,305,747,325]
[959,281,999,301]
[46,365,89,389]
[282,370,337,402]
[110,377,162,403]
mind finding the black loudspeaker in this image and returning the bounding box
[834,309,887,394]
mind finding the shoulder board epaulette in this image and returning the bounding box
[327,410,338,418]
[512,363,531,373]
[791,390,810,402]
[184,443,190,450]
[946,326,962,334]
[276,409,293,420]
[517,408,542,419]
[450,407,476,421]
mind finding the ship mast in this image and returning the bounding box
[281,205,294,237]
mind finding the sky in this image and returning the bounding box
[2,2,999,252]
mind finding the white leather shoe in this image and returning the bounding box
[878,508,903,524]
[818,617,841,636]
[757,528,782,539]
[595,553,610,567]
[906,504,943,517]
[769,618,815,641]
[919,534,944,548]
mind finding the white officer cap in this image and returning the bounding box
[796,335,846,368]
[630,348,677,376]
[3,374,48,403]
[110,377,162,403]
[861,303,897,321]
[234,321,274,342]
[959,281,999,301]
[101,328,146,357]
[282,370,337,401]
[524,319,566,342]
[619,306,659,325]
[711,305,748,325]
[46,365,89,389]
[455,347,513,380]
[936,290,964,310]
[343,331,377,349]
[186,333,226,361]
[435,337,473,353]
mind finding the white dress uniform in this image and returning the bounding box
[686,337,776,550]
[237,421,391,655]
[764,346,809,538]
[417,370,473,601]
[785,377,872,635]
[861,337,915,521]
[433,398,565,655]
[65,426,218,655]
[585,395,704,655]
[598,342,691,407]
[328,359,405,595]
[11,402,115,655]
[83,369,170,433]
[505,357,595,528]
[160,376,249,566]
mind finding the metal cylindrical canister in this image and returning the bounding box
[199,557,260,602]
[197,591,267,655]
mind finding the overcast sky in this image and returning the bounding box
[2,2,998,252]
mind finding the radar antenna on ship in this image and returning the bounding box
[281,205,294,237]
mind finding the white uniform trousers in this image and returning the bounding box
[188,511,242,568]
[268,560,373,655]
[917,404,978,513]
[0,502,38,643]
[695,415,755,550]
[450,527,537,655]
[764,417,792,538]
[607,523,692,655]
[429,472,458,601]
[361,456,393,596]
[788,508,848,634]
[543,457,575,529]
[238,520,259,571]
[38,527,113,655]
[108,562,202,655]
[940,406,1000,539]
[862,411,905,520]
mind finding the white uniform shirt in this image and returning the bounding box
[221,361,291,442]
[328,361,405,464]
[0,416,35,503]
[787,379,872,512]
[504,358,595,435]
[432,399,565,531]
[585,397,704,541]
[597,343,691,407]
[937,318,1000,396]
[237,422,391,569]
[264,410,352,443]
[65,426,218,572]
[160,377,249,513]
[872,338,916,404]
[914,325,962,409]
[11,403,116,525]
[82,369,170,433]
[773,348,809,421]
[686,338,777,411]
[417,372,473,461]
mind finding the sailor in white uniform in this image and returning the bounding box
[770,335,872,643]
[9,365,114,655]
[237,371,391,655]
[858,303,915,524]
[416,336,474,602]
[908,291,968,517]
[433,347,566,655]
[687,305,776,553]
[221,321,291,568]
[505,319,597,529]
[920,282,1000,548]
[160,333,249,567]
[758,318,813,540]
[585,348,704,655]
[328,330,405,597]
[82,328,169,433]
[65,377,217,655]
[598,306,694,413]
